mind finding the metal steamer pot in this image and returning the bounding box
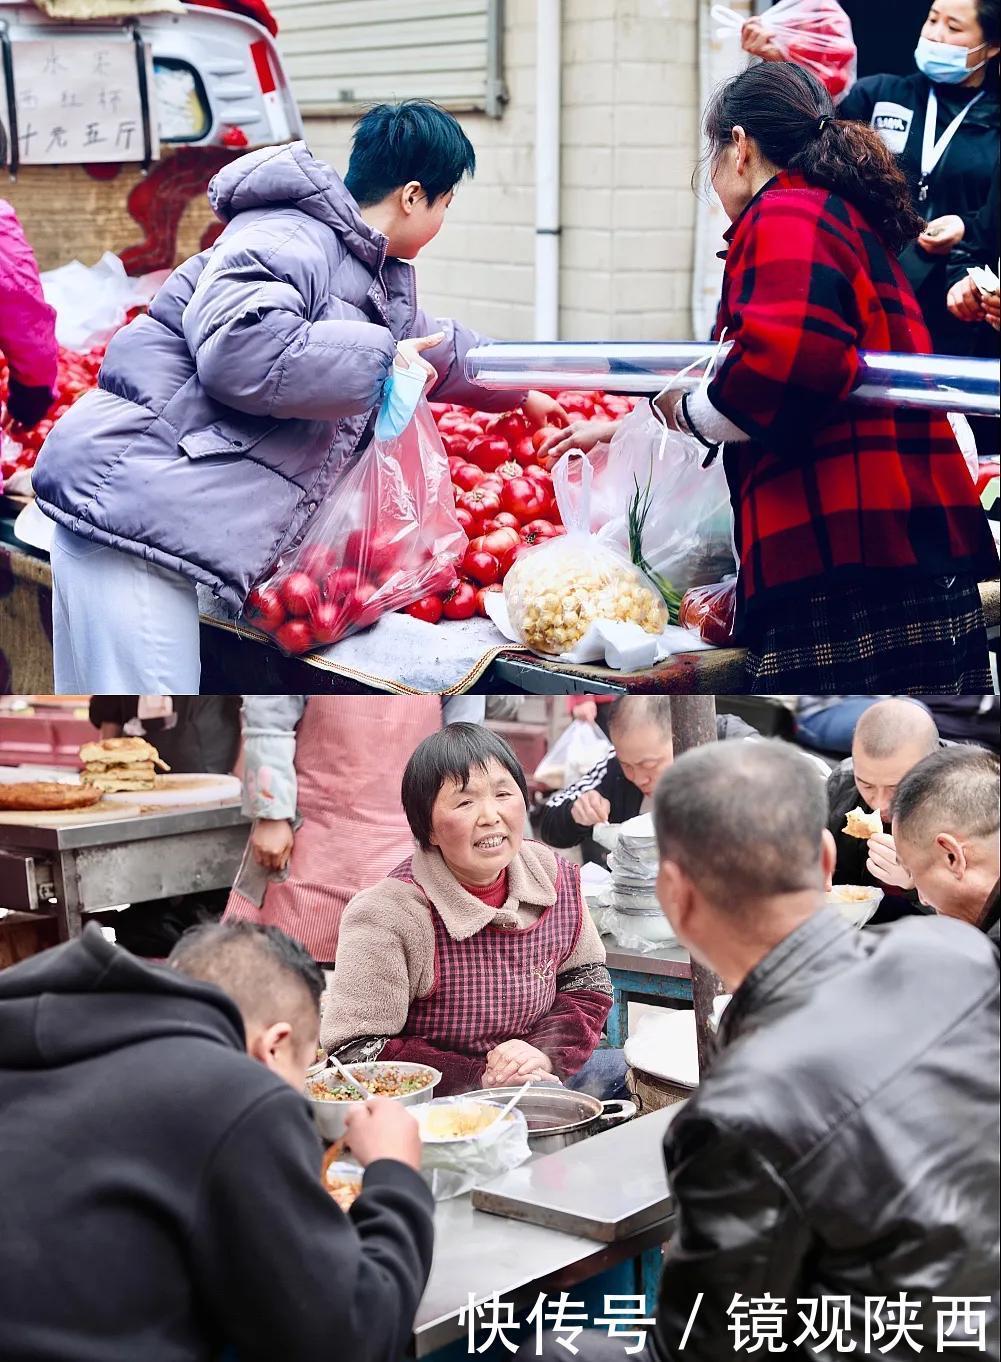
[464,1086,636,1155]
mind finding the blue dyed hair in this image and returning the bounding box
[345,100,476,207]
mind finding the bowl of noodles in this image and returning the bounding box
[825,884,883,929]
[415,1098,515,1144]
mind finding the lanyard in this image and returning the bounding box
[919,87,984,202]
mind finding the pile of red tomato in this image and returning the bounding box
[401,391,637,625]
[0,344,108,486]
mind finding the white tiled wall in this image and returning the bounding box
[300,0,702,343]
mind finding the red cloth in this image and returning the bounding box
[186,0,278,37]
[460,872,509,909]
[708,171,999,616]
[380,854,608,1095]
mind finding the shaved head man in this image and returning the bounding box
[892,747,1000,940]
[827,698,940,911]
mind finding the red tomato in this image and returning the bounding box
[454,506,476,534]
[404,594,444,624]
[512,436,537,466]
[532,426,557,454]
[279,572,321,619]
[341,528,368,568]
[441,580,479,620]
[347,582,381,629]
[494,461,524,483]
[275,619,315,654]
[246,587,285,631]
[447,452,469,477]
[492,511,522,532]
[500,477,548,522]
[452,462,485,493]
[520,519,562,547]
[462,546,501,586]
[475,583,504,617]
[457,487,502,525]
[466,435,511,472]
[479,527,521,574]
[297,544,339,582]
[476,474,504,497]
[311,601,344,646]
[324,567,360,601]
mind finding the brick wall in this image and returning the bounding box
[297,0,702,343]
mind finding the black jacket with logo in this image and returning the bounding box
[840,71,999,354]
[650,911,1000,1361]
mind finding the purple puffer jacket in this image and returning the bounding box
[33,142,521,614]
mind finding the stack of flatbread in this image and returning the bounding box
[79,737,170,793]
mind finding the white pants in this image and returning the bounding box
[50,525,202,691]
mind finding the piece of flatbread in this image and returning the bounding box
[0,782,104,812]
[78,737,170,771]
[843,806,882,839]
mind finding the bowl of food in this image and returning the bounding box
[414,1098,513,1144]
[306,1045,329,1080]
[305,1061,441,1141]
[825,884,884,929]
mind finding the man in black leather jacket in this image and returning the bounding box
[524,739,1000,1361]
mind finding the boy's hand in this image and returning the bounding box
[342,1097,422,1171]
[536,418,619,468]
[251,818,294,871]
[523,390,568,431]
[396,333,444,385]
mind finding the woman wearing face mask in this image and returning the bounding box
[544,61,998,692]
[836,0,1000,360]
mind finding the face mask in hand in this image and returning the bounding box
[915,35,988,84]
[375,360,428,440]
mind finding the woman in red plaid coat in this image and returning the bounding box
[672,61,1000,692]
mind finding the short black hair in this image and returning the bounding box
[654,739,828,910]
[344,100,476,207]
[892,746,1000,845]
[402,722,529,850]
[168,921,325,1020]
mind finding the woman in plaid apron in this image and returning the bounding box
[322,723,622,1098]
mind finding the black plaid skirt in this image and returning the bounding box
[743,574,994,694]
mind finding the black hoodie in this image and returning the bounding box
[0,927,434,1362]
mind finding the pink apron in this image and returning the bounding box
[225,697,441,962]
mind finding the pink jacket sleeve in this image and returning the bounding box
[0,201,59,391]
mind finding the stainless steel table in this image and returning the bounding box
[0,804,249,940]
[602,940,693,1047]
[414,1108,681,1359]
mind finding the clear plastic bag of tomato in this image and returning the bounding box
[712,0,857,102]
[678,577,738,647]
[503,453,669,656]
[242,398,467,655]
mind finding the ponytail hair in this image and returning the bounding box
[703,62,925,254]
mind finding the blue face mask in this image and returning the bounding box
[915,35,988,84]
[374,360,428,441]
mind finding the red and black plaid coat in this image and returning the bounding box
[708,171,999,615]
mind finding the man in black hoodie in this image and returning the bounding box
[0,921,435,1362]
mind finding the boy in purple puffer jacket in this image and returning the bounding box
[34,102,561,691]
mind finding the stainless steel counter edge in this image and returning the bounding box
[0,803,249,850]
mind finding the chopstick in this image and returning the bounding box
[328,1054,374,1100]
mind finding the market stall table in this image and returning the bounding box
[0,801,249,941]
[415,1106,681,1360]
[602,941,693,1048]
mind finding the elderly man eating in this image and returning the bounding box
[893,745,1000,943]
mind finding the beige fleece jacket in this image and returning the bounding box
[320,840,606,1051]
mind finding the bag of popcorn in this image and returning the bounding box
[504,452,669,656]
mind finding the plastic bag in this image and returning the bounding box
[503,454,669,657]
[590,405,735,617]
[40,253,169,351]
[712,0,858,102]
[243,398,466,655]
[679,577,738,647]
[414,1097,532,1201]
[535,718,613,790]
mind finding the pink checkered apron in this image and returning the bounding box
[390,852,584,1055]
[225,697,441,962]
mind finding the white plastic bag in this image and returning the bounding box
[590,408,735,617]
[503,454,669,657]
[40,253,168,351]
[535,718,613,790]
[712,0,858,102]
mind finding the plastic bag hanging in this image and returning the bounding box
[243,397,467,655]
[503,452,669,656]
[712,0,858,102]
